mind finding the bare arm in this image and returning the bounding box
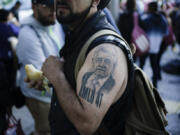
[42,44,128,135]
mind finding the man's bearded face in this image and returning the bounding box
[55,0,92,24]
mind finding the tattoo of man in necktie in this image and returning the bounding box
[79,47,117,108]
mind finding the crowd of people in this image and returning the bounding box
[0,0,179,135]
[118,0,179,87]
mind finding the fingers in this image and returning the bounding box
[24,77,30,82]
[34,80,43,90]
[25,79,43,90]
[28,80,37,88]
[24,77,36,88]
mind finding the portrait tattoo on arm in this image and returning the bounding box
[79,47,117,108]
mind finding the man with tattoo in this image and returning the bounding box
[26,0,134,134]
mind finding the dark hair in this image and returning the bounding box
[0,9,10,22]
[126,0,136,10]
[98,0,111,10]
[16,1,21,5]
[148,2,158,12]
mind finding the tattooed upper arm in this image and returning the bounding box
[77,44,128,110]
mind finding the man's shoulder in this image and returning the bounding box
[19,25,36,39]
[88,32,130,53]
[19,16,41,37]
[18,24,41,46]
[20,16,42,30]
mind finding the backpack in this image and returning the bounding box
[131,12,150,56]
[75,29,169,135]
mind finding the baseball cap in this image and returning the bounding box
[32,0,54,5]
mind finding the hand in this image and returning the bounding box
[42,56,64,84]
[24,77,43,90]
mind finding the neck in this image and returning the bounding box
[67,7,98,31]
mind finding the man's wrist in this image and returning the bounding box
[51,71,65,86]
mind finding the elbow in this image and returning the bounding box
[74,119,99,135]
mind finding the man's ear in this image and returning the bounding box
[91,0,100,8]
[32,4,38,18]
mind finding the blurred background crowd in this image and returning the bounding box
[0,0,180,135]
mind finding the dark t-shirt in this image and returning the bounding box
[118,10,134,44]
[49,11,134,135]
[0,23,15,83]
[118,10,143,44]
[0,23,17,107]
[0,23,15,60]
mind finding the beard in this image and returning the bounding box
[37,10,55,26]
[38,17,55,26]
[56,1,91,24]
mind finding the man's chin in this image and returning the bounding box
[51,21,56,25]
[42,21,55,26]
[48,20,56,24]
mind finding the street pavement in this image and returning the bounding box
[12,45,180,135]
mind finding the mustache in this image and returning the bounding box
[96,66,107,71]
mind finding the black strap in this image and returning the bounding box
[27,25,44,47]
[18,25,45,68]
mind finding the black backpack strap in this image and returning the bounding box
[18,25,44,68]
[25,25,44,46]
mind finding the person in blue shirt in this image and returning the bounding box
[103,8,120,34]
[140,1,168,87]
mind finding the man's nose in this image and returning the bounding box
[99,60,105,66]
